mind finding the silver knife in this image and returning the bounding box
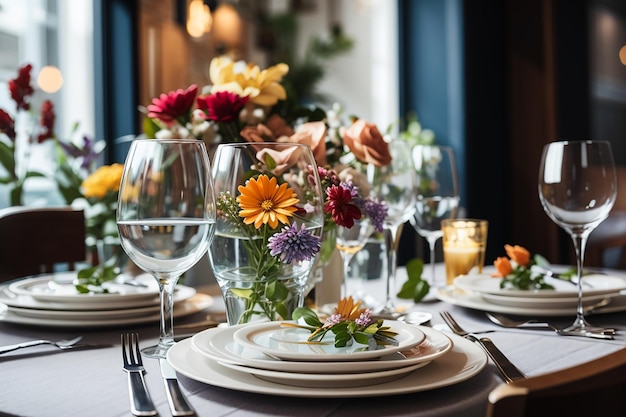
[465,335,526,383]
[159,358,196,416]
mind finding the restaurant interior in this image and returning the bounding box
[2,2,626,416]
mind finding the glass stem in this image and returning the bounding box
[383,223,404,310]
[341,253,355,299]
[158,276,179,351]
[571,233,588,328]
[427,237,438,287]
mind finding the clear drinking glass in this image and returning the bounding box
[364,139,418,315]
[117,139,216,358]
[410,145,459,288]
[538,140,616,336]
[336,218,374,299]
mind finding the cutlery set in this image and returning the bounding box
[121,333,195,416]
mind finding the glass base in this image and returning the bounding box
[140,343,172,359]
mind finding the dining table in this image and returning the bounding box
[1,263,625,417]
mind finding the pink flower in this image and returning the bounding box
[324,184,362,228]
[197,91,249,123]
[146,84,198,124]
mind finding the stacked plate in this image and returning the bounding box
[0,271,212,328]
[437,273,626,316]
[165,320,489,397]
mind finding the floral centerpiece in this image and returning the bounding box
[0,64,55,206]
[492,244,555,290]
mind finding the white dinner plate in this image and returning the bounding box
[437,286,626,317]
[192,324,452,374]
[232,320,426,362]
[7,272,161,306]
[214,357,430,388]
[167,333,487,398]
[479,291,621,309]
[4,286,197,320]
[0,293,212,328]
[453,273,626,298]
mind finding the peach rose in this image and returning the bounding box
[492,256,513,277]
[256,145,303,176]
[505,244,531,266]
[278,121,327,167]
[341,119,392,167]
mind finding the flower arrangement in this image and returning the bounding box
[71,163,125,293]
[492,244,555,290]
[286,296,399,348]
[0,64,55,205]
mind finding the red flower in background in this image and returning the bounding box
[37,100,55,143]
[146,84,198,124]
[197,91,249,123]
[324,184,362,228]
[0,109,16,141]
[8,64,34,111]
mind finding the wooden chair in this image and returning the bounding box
[0,206,86,282]
[486,348,626,417]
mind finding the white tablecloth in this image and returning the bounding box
[0,264,624,417]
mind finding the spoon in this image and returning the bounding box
[486,312,615,338]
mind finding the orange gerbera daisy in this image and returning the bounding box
[237,174,299,229]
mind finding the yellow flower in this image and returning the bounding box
[81,163,124,198]
[209,56,289,107]
[237,174,299,229]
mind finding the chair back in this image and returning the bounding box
[0,206,86,282]
[486,348,626,417]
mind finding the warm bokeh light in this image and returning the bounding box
[619,45,626,66]
[37,65,64,93]
[212,3,242,47]
[187,0,212,38]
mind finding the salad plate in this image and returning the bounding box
[192,324,452,373]
[232,320,426,362]
[479,290,621,309]
[453,273,626,298]
[167,333,487,398]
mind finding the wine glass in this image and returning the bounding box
[365,139,418,315]
[335,218,375,299]
[410,145,459,288]
[538,140,617,336]
[117,139,216,358]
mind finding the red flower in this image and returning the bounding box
[8,64,34,111]
[324,185,362,228]
[37,100,55,143]
[197,91,249,123]
[146,84,198,124]
[0,109,16,142]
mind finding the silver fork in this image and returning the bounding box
[121,333,157,416]
[0,336,83,354]
[440,311,526,383]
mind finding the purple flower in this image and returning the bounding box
[267,222,321,264]
[361,199,387,233]
[354,309,372,327]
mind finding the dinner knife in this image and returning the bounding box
[465,335,526,383]
[159,358,196,416]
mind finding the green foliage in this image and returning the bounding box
[397,258,431,302]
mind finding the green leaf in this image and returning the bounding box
[231,288,254,299]
[412,279,430,302]
[353,333,370,345]
[405,258,424,281]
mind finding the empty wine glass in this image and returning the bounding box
[410,145,459,288]
[335,218,374,299]
[538,140,616,337]
[117,139,216,358]
[365,139,418,315]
